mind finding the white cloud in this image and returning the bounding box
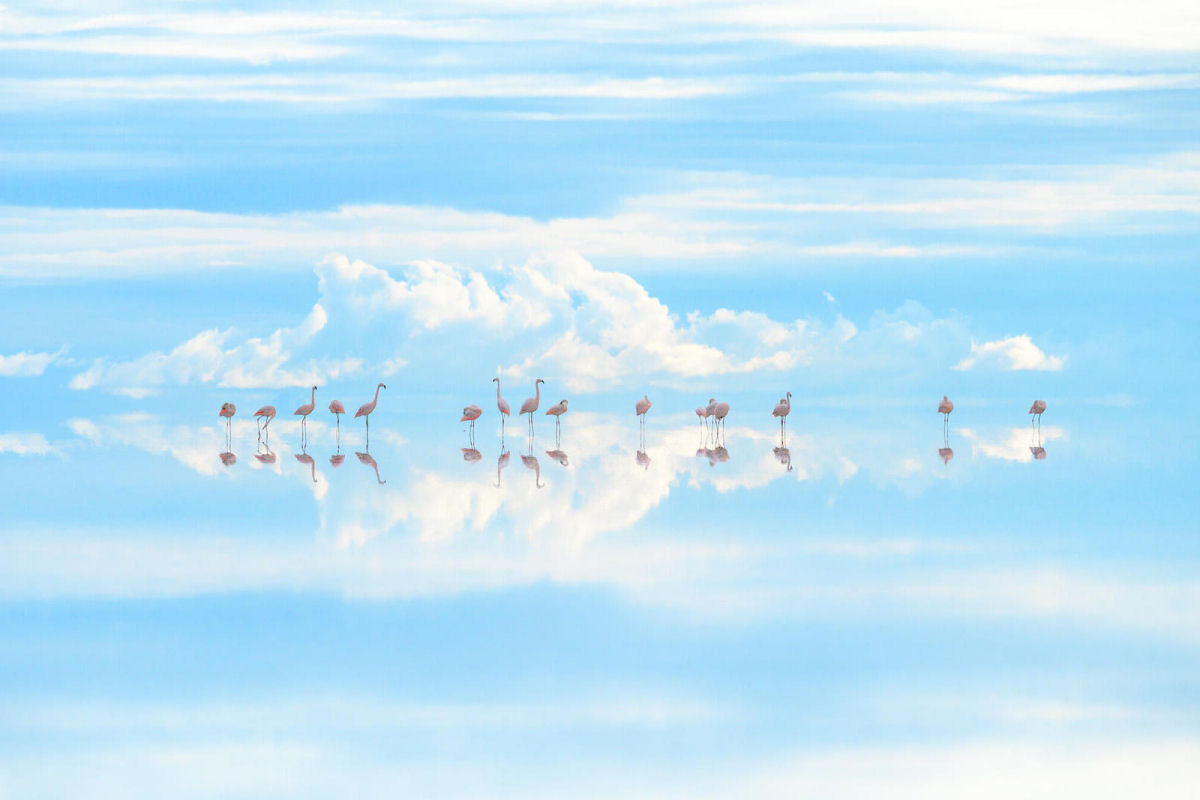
[0,346,66,377]
[0,432,57,456]
[958,425,1066,461]
[953,335,1065,372]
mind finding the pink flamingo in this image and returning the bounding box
[1029,399,1046,431]
[294,386,316,444]
[253,405,275,441]
[219,402,236,450]
[493,377,510,435]
[705,398,718,437]
[772,392,791,439]
[695,405,709,433]
[461,404,482,445]
[938,394,954,439]
[545,398,567,430]
[329,399,345,439]
[713,401,730,439]
[519,378,544,435]
[355,383,386,439]
[636,394,652,420]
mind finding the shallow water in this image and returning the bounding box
[2,379,1196,796]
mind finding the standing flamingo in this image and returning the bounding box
[329,399,346,441]
[355,383,386,441]
[294,386,316,445]
[938,395,954,440]
[772,392,791,439]
[545,399,568,440]
[461,403,482,445]
[713,401,730,439]
[519,378,544,436]
[1029,399,1046,431]
[636,395,652,420]
[253,405,275,442]
[219,402,236,451]
[695,405,709,433]
[493,377,510,436]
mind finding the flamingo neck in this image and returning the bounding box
[310,387,315,404]
[535,382,541,404]
[496,381,502,400]
[372,385,381,405]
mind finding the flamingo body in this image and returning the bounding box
[461,404,482,422]
[219,403,236,419]
[773,392,791,418]
[545,399,568,417]
[635,395,651,417]
[294,386,317,418]
[356,383,386,419]
[938,395,954,415]
[253,405,275,424]
[519,379,544,416]
[1029,400,1047,415]
[329,400,345,415]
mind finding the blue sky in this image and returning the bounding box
[2,1,1199,797]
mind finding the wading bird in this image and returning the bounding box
[253,405,275,442]
[294,387,317,444]
[219,402,236,451]
[355,383,386,439]
[1029,399,1047,430]
[461,404,482,445]
[546,399,568,438]
[772,392,791,439]
[636,395,652,420]
[519,379,544,435]
[938,395,954,439]
[329,399,345,438]
[713,401,730,439]
[493,377,510,435]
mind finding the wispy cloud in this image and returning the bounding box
[0,432,57,456]
[0,346,67,377]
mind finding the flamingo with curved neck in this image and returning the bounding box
[355,383,386,439]
[519,378,544,436]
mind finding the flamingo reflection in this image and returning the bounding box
[636,450,651,470]
[255,440,276,465]
[773,445,792,471]
[294,450,317,483]
[495,448,510,488]
[219,450,237,467]
[462,447,482,463]
[521,436,544,488]
[545,448,569,467]
[356,449,386,484]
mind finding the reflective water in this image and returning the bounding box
[2,384,1196,795]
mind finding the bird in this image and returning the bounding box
[1029,399,1047,429]
[461,404,482,437]
[713,401,730,438]
[519,378,544,435]
[546,399,568,440]
[938,395,954,439]
[329,400,346,437]
[493,377,511,435]
[219,402,236,449]
[253,405,275,441]
[355,383,386,440]
[705,398,719,437]
[294,386,317,443]
[695,405,710,432]
[772,392,791,438]
[636,395,652,419]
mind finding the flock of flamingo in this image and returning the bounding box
[216,381,1049,477]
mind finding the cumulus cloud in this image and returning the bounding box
[0,346,67,377]
[953,335,1065,372]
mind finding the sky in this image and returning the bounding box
[1,1,1199,797]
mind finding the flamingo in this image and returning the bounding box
[355,383,386,440]
[695,405,709,433]
[253,405,275,442]
[493,377,510,435]
[294,386,316,444]
[219,402,236,451]
[545,399,568,439]
[1029,399,1046,431]
[713,401,730,439]
[329,399,345,440]
[519,378,544,435]
[636,395,652,420]
[772,392,791,439]
[461,404,482,445]
[938,395,954,439]
[705,398,718,437]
